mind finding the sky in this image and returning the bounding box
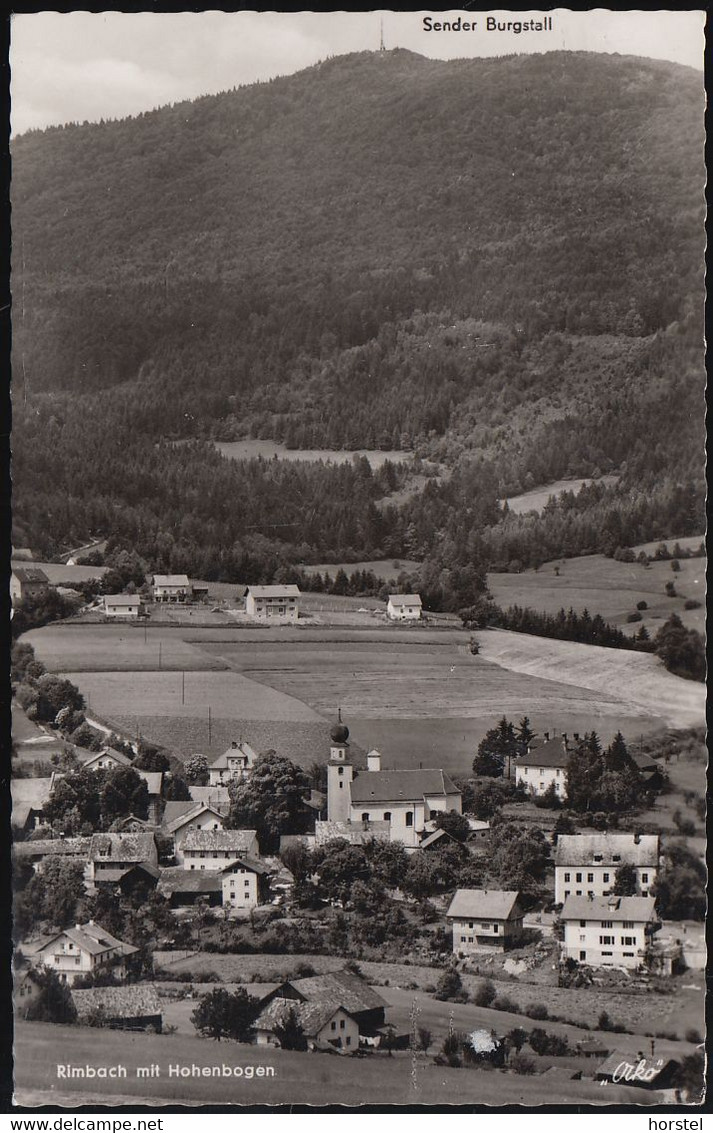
[10,9,706,136]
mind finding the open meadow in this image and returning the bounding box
[502,476,619,515]
[13,1021,669,1107]
[488,548,705,636]
[10,559,109,584]
[214,439,411,468]
[22,619,699,771]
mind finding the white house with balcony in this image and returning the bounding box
[29,921,138,985]
[152,574,191,603]
[244,585,300,623]
[555,833,659,904]
[447,889,524,954]
[560,894,659,970]
[386,593,422,620]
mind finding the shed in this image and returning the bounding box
[71,984,163,1032]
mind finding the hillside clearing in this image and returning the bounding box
[503,476,619,515]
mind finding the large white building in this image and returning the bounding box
[180,828,259,869]
[30,921,138,985]
[555,834,659,904]
[386,593,422,620]
[152,574,191,602]
[515,734,569,799]
[325,717,461,849]
[244,585,300,623]
[560,894,659,970]
[103,594,141,618]
[208,741,257,786]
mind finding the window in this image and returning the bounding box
[579,920,587,928]
[539,769,544,776]
[579,951,586,961]
[460,936,467,943]
[599,935,614,945]
[594,854,603,863]
[340,1020,345,1030]
[601,920,613,928]
[493,924,499,934]
[576,890,582,896]
[481,923,490,931]
[338,767,344,776]
[467,937,474,943]
[623,952,634,957]
[613,855,621,862]
[383,812,391,822]
[361,813,370,823]
[587,873,594,882]
[621,936,636,946]
[579,934,586,942]
[564,872,571,882]
[468,922,474,929]
[641,873,649,883]
[75,957,80,966]
[405,812,413,827]
[339,782,343,790]
[346,1037,351,1047]
[576,873,582,882]
[603,873,610,883]
[622,921,634,929]
[601,951,613,957]
[331,1021,336,1031]
[565,891,570,898]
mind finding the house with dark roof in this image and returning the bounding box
[157,867,223,907]
[87,832,158,887]
[71,985,162,1032]
[179,827,259,869]
[446,889,524,953]
[163,801,226,853]
[11,777,53,833]
[11,567,50,606]
[515,734,570,799]
[254,999,360,1051]
[29,920,138,984]
[555,834,659,904]
[80,747,133,772]
[221,857,272,908]
[208,740,258,786]
[386,593,422,620]
[261,970,388,1037]
[560,894,659,969]
[244,585,300,623]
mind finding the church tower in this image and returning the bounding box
[327,709,353,823]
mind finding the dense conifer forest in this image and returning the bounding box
[11,50,705,594]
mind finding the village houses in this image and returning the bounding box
[559,894,659,970]
[447,889,524,954]
[386,593,422,620]
[257,970,389,1048]
[244,584,301,623]
[86,832,158,888]
[554,833,660,904]
[30,920,138,984]
[179,827,260,869]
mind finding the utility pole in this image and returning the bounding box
[379,15,386,51]
[158,643,162,669]
[182,670,185,705]
[208,705,212,747]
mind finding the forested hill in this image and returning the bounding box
[11,49,706,578]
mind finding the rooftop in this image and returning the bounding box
[163,800,224,832]
[210,741,257,769]
[350,768,459,804]
[13,836,91,860]
[34,921,138,959]
[12,567,50,584]
[518,736,569,768]
[152,574,190,587]
[104,594,141,606]
[182,828,258,852]
[245,585,301,598]
[81,747,133,768]
[561,895,657,922]
[71,984,162,1019]
[388,593,422,606]
[89,832,156,862]
[285,970,388,1015]
[446,889,522,921]
[255,998,353,1038]
[157,868,223,894]
[555,833,659,867]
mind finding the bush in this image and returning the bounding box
[525,1003,549,1020]
[684,599,702,610]
[510,1052,536,1075]
[626,612,642,623]
[685,1028,703,1044]
[492,995,521,1014]
[434,968,464,1002]
[473,979,497,1007]
[636,600,648,611]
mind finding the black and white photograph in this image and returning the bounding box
[7,8,707,1109]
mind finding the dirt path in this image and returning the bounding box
[478,629,705,730]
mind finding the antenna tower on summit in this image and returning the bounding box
[379,16,386,51]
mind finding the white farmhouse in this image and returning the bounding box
[447,889,524,954]
[103,594,141,618]
[163,801,226,859]
[555,833,659,904]
[30,921,138,985]
[221,857,271,908]
[152,574,191,603]
[244,585,300,623]
[386,593,422,620]
[208,740,258,786]
[515,734,569,799]
[560,894,659,970]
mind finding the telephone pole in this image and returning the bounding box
[379,16,386,51]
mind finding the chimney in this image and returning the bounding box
[367,751,381,773]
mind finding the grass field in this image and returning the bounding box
[24,619,695,772]
[300,558,423,581]
[488,550,705,636]
[13,1021,671,1106]
[10,559,109,583]
[503,476,619,515]
[214,439,411,467]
